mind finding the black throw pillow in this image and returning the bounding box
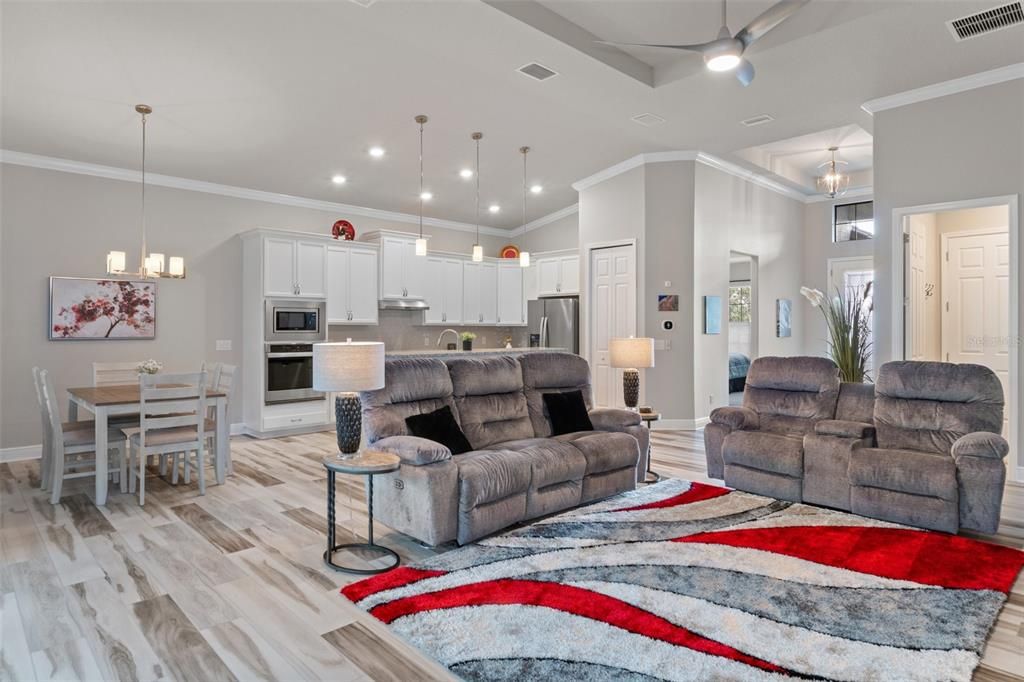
[405,405,473,455]
[543,389,594,436]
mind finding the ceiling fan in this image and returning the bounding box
[598,0,810,86]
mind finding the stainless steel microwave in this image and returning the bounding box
[265,299,326,343]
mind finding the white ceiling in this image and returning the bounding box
[735,124,873,192]
[2,1,1022,229]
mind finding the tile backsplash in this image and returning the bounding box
[327,310,530,351]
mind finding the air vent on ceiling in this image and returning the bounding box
[518,63,559,81]
[631,113,666,127]
[741,114,775,127]
[947,2,1023,41]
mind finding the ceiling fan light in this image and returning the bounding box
[706,53,741,71]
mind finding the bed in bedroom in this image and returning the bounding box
[729,352,750,406]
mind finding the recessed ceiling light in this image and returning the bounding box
[368,146,385,158]
[459,169,473,179]
[420,191,433,201]
[488,204,500,214]
[331,174,347,185]
[530,184,543,194]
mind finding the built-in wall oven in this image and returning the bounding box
[265,299,325,343]
[264,298,326,404]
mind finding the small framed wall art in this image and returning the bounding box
[703,295,722,335]
[49,277,156,340]
[776,298,792,338]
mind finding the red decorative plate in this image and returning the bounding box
[500,244,521,259]
[332,220,355,240]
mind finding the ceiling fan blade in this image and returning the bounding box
[595,39,713,53]
[735,59,755,86]
[734,0,810,48]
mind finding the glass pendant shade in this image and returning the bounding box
[472,244,483,262]
[415,238,428,257]
[168,256,185,277]
[519,251,530,267]
[106,251,126,273]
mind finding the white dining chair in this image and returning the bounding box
[93,361,144,387]
[125,372,207,505]
[179,363,236,484]
[38,369,125,504]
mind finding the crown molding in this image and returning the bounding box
[0,149,535,239]
[861,62,1024,115]
[512,203,579,236]
[694,152,809,202]
[803,186,874,203]
[571,151,698,192]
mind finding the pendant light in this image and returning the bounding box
[471,132,484,262]
[414,115,428,257]
[817,146,850,199]
[519,146,531,268]
[106,105,185,278]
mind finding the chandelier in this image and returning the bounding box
[106,105,185,279]
[816,146,850,199]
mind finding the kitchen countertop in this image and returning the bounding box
[387,347,566,357]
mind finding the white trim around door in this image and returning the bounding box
[581,239,639,403]
[891,195,1020,482]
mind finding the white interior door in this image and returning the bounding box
[942,231,1010,436]
[589,244,636,408]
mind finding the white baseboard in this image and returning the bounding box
[1,423,248,464]
[652,417,709,431]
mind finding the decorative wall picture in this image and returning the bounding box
[658,294,679,312]
[49,277,156,340]
[776,298,793,338]
[703,295,721,335]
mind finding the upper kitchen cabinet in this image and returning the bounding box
[423,256,464,325]
[497,261,525,325]
[370,233,426,300]
[463,261,498,325]
[535,252,579,296]
[263,236,326,298]
[327,244,378,325]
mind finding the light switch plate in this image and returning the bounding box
[216,340,232,351]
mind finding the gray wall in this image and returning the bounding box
[518,210,578,253]
[0,163,520,447]
[872,79,1024,367]
[693,163,806,419]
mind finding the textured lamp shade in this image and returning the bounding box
[313,341,385,392]
[609,337,655,369]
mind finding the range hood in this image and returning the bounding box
[379,297,429,311]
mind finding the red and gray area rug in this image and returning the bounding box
[342,479,1024,681]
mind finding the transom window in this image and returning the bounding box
[833,200,874,242]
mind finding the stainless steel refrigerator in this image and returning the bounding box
[528,296,579,354]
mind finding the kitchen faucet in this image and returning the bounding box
[437,329,460,349]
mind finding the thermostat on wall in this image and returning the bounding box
[662,320,673,331]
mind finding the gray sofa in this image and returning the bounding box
[360,352,648,546]
[706,356,1009,534]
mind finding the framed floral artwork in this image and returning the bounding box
[49,277,156,340]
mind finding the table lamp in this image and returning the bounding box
[313,340,385,457]
[609,337,655,410]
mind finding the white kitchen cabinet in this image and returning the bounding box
[536,254,579,296]
[379,235,425,300]
[524,262,539,301]
[423,256,464,325]
[327,245,378,324]
[263,237,326,298]
[497,262,525,325]
[463,261,497,324]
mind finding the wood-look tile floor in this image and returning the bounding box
[1,430,1022,681]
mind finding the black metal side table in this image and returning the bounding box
[323,451,401,574]
[639,410,662,483]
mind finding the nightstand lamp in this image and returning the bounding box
[313,340,385,458]
[609,337,655,411]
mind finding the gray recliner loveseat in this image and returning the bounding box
[360,352,648,546]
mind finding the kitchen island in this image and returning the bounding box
[387,347,566,358]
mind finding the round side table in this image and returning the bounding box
[323,451,401,574]
[639,411,662,483]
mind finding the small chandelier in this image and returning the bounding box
[471,132,484,262]
[519,146,531,268]
[414,115,428,257]
[816,146,850,199]
[106,105,185,278]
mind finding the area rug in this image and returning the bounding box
[342,479,1024,681]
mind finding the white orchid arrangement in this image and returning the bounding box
[801,284,873,383]
[137,359,163,375]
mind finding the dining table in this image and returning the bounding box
[66,384,229,506]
